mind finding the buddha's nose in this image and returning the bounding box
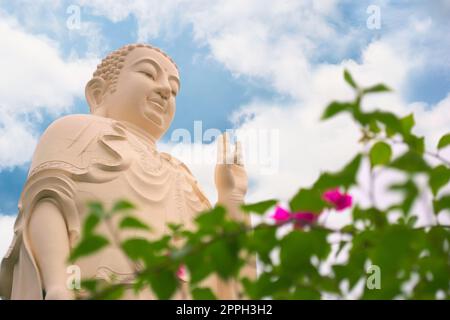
[156,84,171,100]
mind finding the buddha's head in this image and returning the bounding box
[85,44,180,140]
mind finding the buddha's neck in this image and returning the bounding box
[121,121,157,150]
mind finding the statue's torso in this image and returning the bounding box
[75,124,210,283]
[26,115,211,297]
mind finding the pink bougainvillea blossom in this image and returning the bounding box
[271,205,319,228]
[322,188,352,211]
[271,205,292,223]
[291,212,318,224]
[176,264,187,281]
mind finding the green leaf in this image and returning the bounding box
[111,199,136,213]
[429,165,450,197]
[280,229,329,278]
[98,285,125,300]
[314,154,362,190]
[146,269,178,299]
[386,126,396,138]
[335,240,349,258]
[363,84,391,94]
[333,259,365,289]
[316,276,341,294]
[241,199,278,215]
[242,273,286,299]
[437,133,450,150]
[433,195,450,214]
[369,141,392,167]
[406,215,418,227]
[390,151,430,173]
[289,188,325,213]
[119,216,151,231]
[344,69,357,89]
[185,251,213,284]
[245,226,277,264]
[334,154,362,188]
[69,235,109,262]
[195,206,226,231]
[352,206,387,228]
[191,287,217,300]
[151,235,172,252]
[81,279,98,293]
[121,238,153,261]
[321,101,355,120]
[372,111,403,135]
[206,239,240,279]
[364,225,418,299]
[400,114,415,136]
[388,179,419,216]
[368,120,381,134]
[167,223,183,233]
[291,286,321,300]
[83,213,100,236]
[405,135,425,155]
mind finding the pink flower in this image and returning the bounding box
[322,188,352,211]
[292,212,318,229]
[271,206,292,223]
[176,264,187,281]
[291,212,318,223]
[271,206,319,228]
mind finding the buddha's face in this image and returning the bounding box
[98,47,180,140]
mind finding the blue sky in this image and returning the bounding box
[0,0,449,223]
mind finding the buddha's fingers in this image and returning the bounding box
[223,132,234,165]
[234,141,244,166]
[217,134,224,164]
[217,132,237,165]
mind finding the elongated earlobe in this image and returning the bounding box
[85,77,107,114]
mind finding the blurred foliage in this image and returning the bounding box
[69,71,450,300]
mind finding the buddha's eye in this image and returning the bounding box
[140,71,155,80]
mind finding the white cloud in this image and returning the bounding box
[0,107,38,169]
[0,215,15,260]
[0,1,107,57]
[0,11,97,168]
[78,0,341,98]
[0,12,96,113]
[77,0,187,41]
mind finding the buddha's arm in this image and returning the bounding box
[215,198,257,299]
[213,134,257,299]
[28,200,73,300]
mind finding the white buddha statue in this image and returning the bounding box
[0,44,250,299]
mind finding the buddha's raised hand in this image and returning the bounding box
[214,133,254,299]
[214,132,248,216]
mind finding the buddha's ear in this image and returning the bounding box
[85,77,107,113]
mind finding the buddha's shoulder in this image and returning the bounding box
[30,115,118,169]
[36,114,118,149]
[43,114,114,137]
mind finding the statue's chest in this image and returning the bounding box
[76,131,209,231]
[119,138,207,225]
